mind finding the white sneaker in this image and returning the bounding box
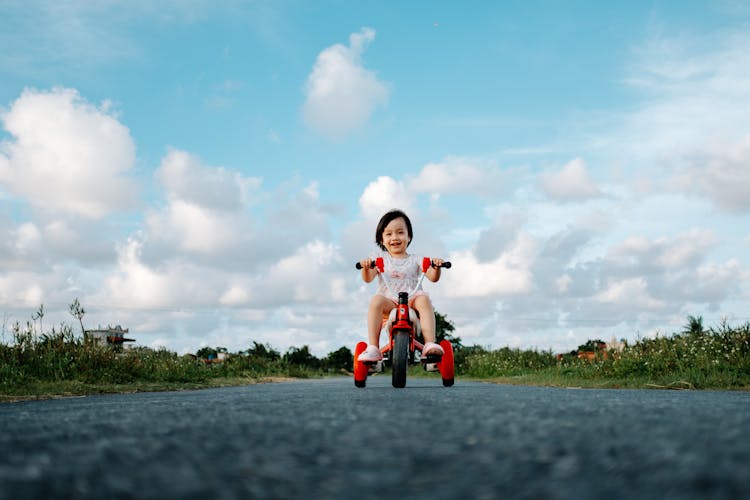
[357,345,383,362]
[422,342,445,357]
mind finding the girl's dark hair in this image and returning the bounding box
[375,209,413,251]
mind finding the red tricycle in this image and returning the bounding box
[353,257,454,388]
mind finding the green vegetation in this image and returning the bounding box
[459,317,750,390]
[0,320,352,401]
[2,301,749,401]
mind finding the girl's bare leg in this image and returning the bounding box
[412,295,436,343]
[368,295,396,346]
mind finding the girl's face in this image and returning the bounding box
[381,217,410,256]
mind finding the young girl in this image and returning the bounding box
[357,209,446,362]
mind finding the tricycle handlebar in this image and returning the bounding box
[355,260,451,270]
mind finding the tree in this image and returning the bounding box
[69,298,86,335]
[283,345,320,368]
[577,339,606,352]
[683,315,704,336]
[323,346,353,372]
[32,304,45,335]
[245,341,281,361]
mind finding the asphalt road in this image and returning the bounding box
[1,376,749,499]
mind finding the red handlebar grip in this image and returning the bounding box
[375,257,384,273]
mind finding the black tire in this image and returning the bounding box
[392,330,409,388]
[355,379,366,388]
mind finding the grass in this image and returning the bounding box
[2,315,749,401]
[0,377,297,403]
[457,319,750,390]
[0,320,325,401]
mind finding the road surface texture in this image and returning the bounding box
[1,376,748,499]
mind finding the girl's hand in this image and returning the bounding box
[359,258,377,283]
[427,257,444,282]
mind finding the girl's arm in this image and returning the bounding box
[426,258,444,282]
[359,258,378,283]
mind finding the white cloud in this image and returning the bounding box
[97,238,226,311]
[608,28,750,214]
[667,259,742,305]
[101,239,184,309]
[607,228,716,270]
[89,147,343,326]
[0,272,45,308]
[538,158,602,202]
[142,149,265,262]
[14,222,42,257]
[145,199,242,255]
[259,240,347,305]
[551,228,737,322]
[41,219,114,263]
[0,87,138,218]
[409,157,519,198]
[156,148,260,211]
[594,277,665,311]
[219,285,249,307]
[135,152,335,284]
[441,234,536,298]
[623,30,750,150]
[0,220,42,270]
[0,213,116,273]
[473,213,527,262]
[671,134,750,213]
[358,176,415,220]
[555,274,573,293]
[302,27,389,140]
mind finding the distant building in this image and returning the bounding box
[203,352,228,364]
[608,336,626,352]
[85,325,135,349]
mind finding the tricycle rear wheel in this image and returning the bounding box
[353,342,368,388]
[439,339,455,387]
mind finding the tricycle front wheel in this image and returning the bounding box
[391,331,409,388]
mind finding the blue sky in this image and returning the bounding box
[1,1,749,356]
